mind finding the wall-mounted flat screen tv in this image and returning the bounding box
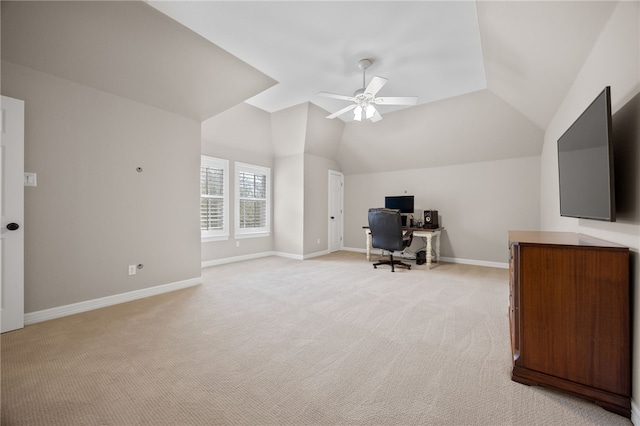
[557,86,615,222]
[385,195,414,214]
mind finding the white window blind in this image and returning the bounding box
[201,156,229,241]
[235,162,270,237]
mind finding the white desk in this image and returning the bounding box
[364,227,443,270]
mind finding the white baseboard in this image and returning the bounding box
[342,247,508,269]
[201,251,277,268]
[343,247,367,254]
[303,249,330,259]
[631,399,639,425]
[24,277,202,325]
[273,251,303,260]
[440,256,509,269]
[201,250,331,267]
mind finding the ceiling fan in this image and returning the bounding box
[318,59,418,122]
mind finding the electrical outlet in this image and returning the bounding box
[236,241,240,247]
[317,238,321,244]
[128,265,137,276]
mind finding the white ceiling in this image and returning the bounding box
[2,1,623,173]
[149,1,617,129]
[149,1,487,119]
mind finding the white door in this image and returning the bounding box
[328,170,343,253]
[1,96,25,333]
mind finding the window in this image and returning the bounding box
[235,162,270,238]
[200,156,229,241]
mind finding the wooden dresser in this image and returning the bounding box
[508,231,630,417]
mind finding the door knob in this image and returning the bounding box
[330,216,335,219]
[6,223,19,231]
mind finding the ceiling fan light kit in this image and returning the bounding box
[318,59,418,123]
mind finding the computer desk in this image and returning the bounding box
[363,227,443,270]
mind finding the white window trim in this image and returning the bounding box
[235,162,271,238]
[201,156,229,242]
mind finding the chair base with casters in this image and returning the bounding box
[373,252,411,272]
[368,208,414,273]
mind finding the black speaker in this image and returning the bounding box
[424,210,438,229]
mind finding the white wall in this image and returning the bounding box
[538,0,640,415]
[344,156,540,265]
[2,61,202,313]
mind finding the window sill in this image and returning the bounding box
[201,235,230,243]
[235,231,270,239]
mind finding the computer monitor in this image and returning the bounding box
[384,195,414,214]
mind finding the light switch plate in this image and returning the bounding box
[24,172,37,187]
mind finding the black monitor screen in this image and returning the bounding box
[385,196,414,214]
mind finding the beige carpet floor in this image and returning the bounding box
[1,251,633,425]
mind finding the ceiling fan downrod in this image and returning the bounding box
[358,59,372,91]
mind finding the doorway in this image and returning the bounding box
[328,170,344,253]
[1,96,25,333]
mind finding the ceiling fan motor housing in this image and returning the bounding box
[353,88,374,104]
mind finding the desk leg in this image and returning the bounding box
[365,230,371,261]
[435,232,441,264]
[425,234,433,270]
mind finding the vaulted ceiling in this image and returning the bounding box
[1,1,276,121]
[1,1,621,174]
[149,1,616,131]
[153,1,619,174]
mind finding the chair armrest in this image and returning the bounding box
[403,231,413,247]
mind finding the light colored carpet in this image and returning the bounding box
[1,251,632,425]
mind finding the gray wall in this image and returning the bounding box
[303,154,341,256]
[2,61,201,313]
[200,102,343,261]
[201,103,275,262]
[199,92,542,265]
[274,154,304,256]
[538,1,640,405]
[344,156,541,265]
[337,89,544,175]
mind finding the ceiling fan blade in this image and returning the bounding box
[373,96,418,106]
[318,91,355,102]
[326,103,357,119]
[370,110,383,123]
[364,76,388,97]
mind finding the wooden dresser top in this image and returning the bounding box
[508,231,628,249]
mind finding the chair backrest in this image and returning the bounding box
[368,208,405,252]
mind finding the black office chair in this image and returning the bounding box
[368,208,413,272]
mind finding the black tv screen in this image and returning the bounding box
[385,195,414,214]
[557,86,615,221]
